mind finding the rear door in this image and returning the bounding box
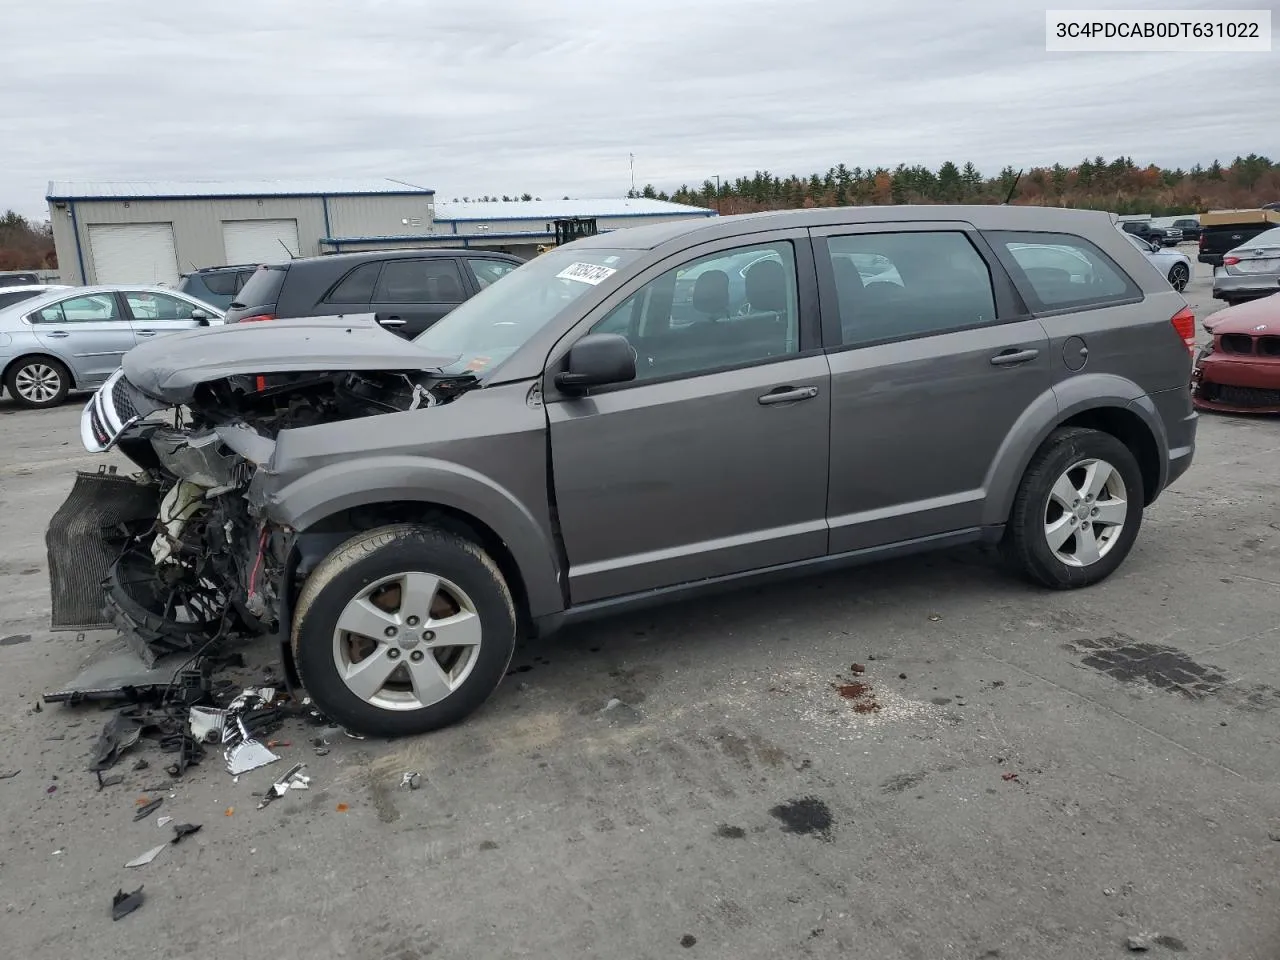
[813,222,1051,552]
[370,258,467,337]
[28,292,137,385]
[121,290,217,341]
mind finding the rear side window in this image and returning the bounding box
[466,258,518,289]
[324,261,382,304]
[374,259,465,303]
[234,265,287,307]
[987,231,1139,311]
[198,271,240,297]
[824,231,997,347]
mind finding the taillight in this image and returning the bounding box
[1198,233,1206,250]
[255,375,268,392]
[239,313,275,323]
[1223,255,1240,266]
[1171,306,1196,356]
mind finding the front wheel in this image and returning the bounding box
[1001,427,1145,589]
[1168,262,1190,292]
[292,524,517,737]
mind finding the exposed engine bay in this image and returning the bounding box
[48,364,479,667]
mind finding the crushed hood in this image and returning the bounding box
[121,314,458,403]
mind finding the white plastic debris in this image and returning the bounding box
[152,481,206,566]
[156,816,173,828]
[125,844,167,868]
[400,772,422,790]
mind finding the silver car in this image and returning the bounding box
[1213,226,1280,305]
[0,285,223,408]
[1119,231,1193,291]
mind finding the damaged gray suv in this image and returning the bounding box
[48,206,1198,736]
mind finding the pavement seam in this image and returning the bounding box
[974,648,1250,782]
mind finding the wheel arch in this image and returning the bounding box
[264,456,566,629]
[982,377,1169,526]
[3,351,78,390]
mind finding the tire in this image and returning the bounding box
[1167,263,1189,292]
[292,523,517,737]
[5,356,71,409]
[1001,427,1145,590]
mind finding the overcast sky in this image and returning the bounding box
[4,0,1277,218]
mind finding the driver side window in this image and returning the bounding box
[590,242,799,382]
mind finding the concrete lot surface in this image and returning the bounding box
[2,260,1279,959]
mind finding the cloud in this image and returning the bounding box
[2,0,1275,217]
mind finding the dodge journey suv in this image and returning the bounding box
[50,205,1197,737]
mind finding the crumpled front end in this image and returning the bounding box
[1192,340,1280,415]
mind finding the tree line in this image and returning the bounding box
[0,211,56,271]
[633,154,1278,217]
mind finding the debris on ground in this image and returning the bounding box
[224,807,234,817]
[124,844,167,868]
[171,823,202,843]
[156,816,173,828]
[832,671,881,714]
[111,886,144,921]
[0,770,19,780]
[600,697,643,725]
[335,803,349,813]
[224,716,280,776]
[256,763,310,809]
[0,633,32,646]
[133,797,163,821]
[850,663,866,674]
[132,759,148,771]
[1001,772,1020,783]
[188,706,227,744]
[400,772,422,790]
[1126,934,1153,951]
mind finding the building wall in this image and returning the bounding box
[326,195,438,240]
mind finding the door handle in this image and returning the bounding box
[758,385,819,405]
[379,317,406,327]
[990,348,1039,366]
[135,329,157,337]
[45,330,69,339]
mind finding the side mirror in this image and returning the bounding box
[554,333,636,391]
[191,308,211,325]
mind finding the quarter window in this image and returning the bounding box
[824,232,997,346]
[32,293,122,324]
[125,291,201,320]
[375,259,466,303]
[467,258,518,289]
[988,230,1139,310]
[325,261,382,304]
[199,272,240,297]
[590,242,800,382]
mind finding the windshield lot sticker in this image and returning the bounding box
[556,262,617,285]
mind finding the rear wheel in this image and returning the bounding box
[1001,427,1144,589]
[5,356,70,408]
[292,524,517,737]
[1167,262,1190,291]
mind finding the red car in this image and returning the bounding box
[1193,292,1280,414]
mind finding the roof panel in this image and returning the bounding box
[433,198,714,221]
[46,179,435,200]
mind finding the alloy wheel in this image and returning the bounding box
[1043,458,1129,567]
[1169,263,1189,291]
[331,570,482,711]
[14,363,63,404]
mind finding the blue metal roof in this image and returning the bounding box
[46,178,435,201]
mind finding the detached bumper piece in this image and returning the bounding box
[46,467,162,632]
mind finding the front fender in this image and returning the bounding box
[980,374,1167,527]
[258,455,564,618]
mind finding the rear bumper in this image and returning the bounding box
[1198,253,1223,266]
[1213,273,1280,301]
[1142,386,1197,498]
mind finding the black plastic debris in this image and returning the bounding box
[133,797,163,821]
[89,712,146,772]
[171,823,202,844]
[0,770,19,780]
[95,771,124,791]
[111,886,144,921]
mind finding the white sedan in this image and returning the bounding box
[1119,230,1193,292]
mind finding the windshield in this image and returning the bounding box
[414,247,639,375]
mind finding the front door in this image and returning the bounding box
[547,234,831,603]
[121,290,214,342]
[29,292,137,386]
[814,224,1052,553]
[370,258,467,338]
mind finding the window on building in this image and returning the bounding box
[825,232,997,346]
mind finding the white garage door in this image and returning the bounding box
[222,219,301,265]
[87,223,179,285]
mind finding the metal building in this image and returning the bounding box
[46,180,715,284]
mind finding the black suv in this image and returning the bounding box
[177,264,261,310]
[224,249,523,337]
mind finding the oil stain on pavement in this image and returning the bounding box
[768,796,834,840]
